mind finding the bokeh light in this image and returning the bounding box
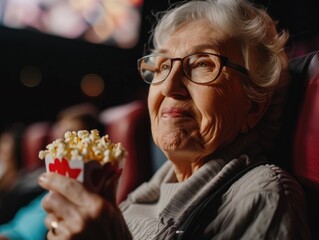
[20,65,42,87]
[80,73,105,97]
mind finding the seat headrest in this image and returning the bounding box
[289,51,319,191]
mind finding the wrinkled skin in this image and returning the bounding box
[149,20,257,181]
[39,20,264,239]
[39,169,131,240]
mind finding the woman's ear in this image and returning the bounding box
[245,100,270,131]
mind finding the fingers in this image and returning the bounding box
[42,191,81,220]
[39,173,109,227]
[45,213,58,230]
[38,172,120,239]
[44,202,86,239]
[38,172,97,206]
[46,219,71,240]
[45,213,65,239]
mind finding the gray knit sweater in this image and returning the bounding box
[120,156,310,240]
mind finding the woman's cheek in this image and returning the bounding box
[147,105,162,149]
[199,100,235,151]
[148,87,162,117]
[199,112,223,152]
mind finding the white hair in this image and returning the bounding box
[151,0,289,102]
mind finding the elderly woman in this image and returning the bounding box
[38,0,310,239]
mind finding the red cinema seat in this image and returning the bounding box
[271,51,319,238]
[99,100,152,204]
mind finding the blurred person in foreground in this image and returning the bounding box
[0,123,45,225]
[38,0,310,239]
[0,103,105,240]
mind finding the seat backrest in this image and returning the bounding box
[276,51,319,238]
[290,52,319,191]
[22,121,52,171]
[99,100,152,204]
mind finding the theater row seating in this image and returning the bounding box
[20,99,153,204]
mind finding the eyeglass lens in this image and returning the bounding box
[139,53,223,84]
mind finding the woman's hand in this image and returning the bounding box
[38,172,131,240]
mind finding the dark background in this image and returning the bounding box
[0,0,318,127]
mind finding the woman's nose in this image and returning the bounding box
[160,62,189,98]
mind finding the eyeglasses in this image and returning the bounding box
[137,52,249,85]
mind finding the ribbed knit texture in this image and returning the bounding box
[120,157,310,239]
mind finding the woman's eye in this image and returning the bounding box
[160,64,170,71]
[196,62,209,68]
[192,60,214,70]
[156,60,171,73]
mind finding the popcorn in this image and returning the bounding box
[39,129,127,165]
[39,129,127,192]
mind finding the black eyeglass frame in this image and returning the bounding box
[137,52,249,85]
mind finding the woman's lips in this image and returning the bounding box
[161,107,192,118]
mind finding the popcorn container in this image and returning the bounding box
[40,129,127,196]
[44,156,124,194]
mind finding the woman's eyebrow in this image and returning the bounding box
[154,49,168,55]
[191,44,220,53]
[155,44,220,56]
